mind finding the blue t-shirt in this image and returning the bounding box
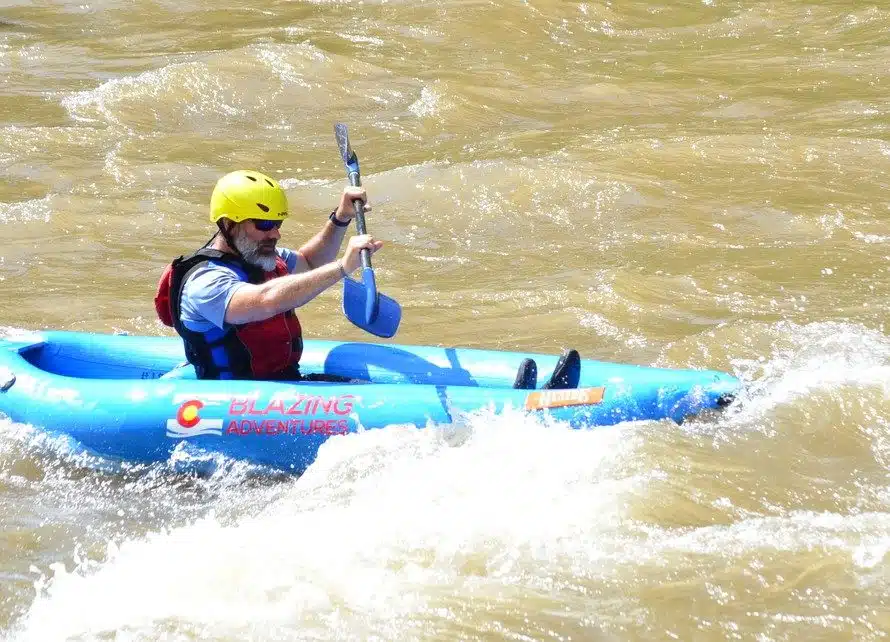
[180,248,299,332]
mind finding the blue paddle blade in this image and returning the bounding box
[343,275,401,338]
[359,266,379,324]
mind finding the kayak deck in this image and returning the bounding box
[6,331,737,391]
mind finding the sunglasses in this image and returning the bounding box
[250,219,283,232]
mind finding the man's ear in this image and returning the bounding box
[217,218,237,235]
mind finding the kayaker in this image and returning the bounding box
[155,168,582,388]
[154,169,381,381]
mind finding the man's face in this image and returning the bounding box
[232,219,281,271]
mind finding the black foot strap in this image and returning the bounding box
[513,358,538,389]
[542,349,581,390]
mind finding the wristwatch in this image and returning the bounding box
[329,210,351,227]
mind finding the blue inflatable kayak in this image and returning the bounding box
[0,331,739,473]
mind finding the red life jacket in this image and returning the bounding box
[154,248,303,380]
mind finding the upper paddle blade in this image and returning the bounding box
[334,123,360,183]
[343,276,401,338]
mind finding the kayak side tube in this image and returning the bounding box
[0,331,740,472]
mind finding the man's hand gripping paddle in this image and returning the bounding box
[334,123,401,338]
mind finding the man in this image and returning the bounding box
[155,169,381,380]
[156,168,580,388]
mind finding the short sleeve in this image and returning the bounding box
[277,247,299,273]
[179,262,247,332]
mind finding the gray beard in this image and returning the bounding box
[232,226,278,272]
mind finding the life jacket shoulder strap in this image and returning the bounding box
[153,249,246,327]
[168,249,252,332]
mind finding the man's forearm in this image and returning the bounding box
[299,218,349,268]
[226,260,345,324]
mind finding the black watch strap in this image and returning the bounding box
[329,210,351,227]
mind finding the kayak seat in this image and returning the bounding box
[160,362,197,379]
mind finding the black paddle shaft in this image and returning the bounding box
[335,123,371,270]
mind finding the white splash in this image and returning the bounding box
[10,409,644,640]
[0,196,53,224]
[728,321,890,422]
[408,86,441,118]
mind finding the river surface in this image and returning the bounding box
[1,0,890,639]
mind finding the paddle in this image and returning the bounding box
[334,123,401,338]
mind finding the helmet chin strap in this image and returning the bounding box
[215,220,247,261]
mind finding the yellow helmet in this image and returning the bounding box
[209,170,288,223]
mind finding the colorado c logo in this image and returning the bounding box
[176,399,204,428]
[166,397,224,439]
